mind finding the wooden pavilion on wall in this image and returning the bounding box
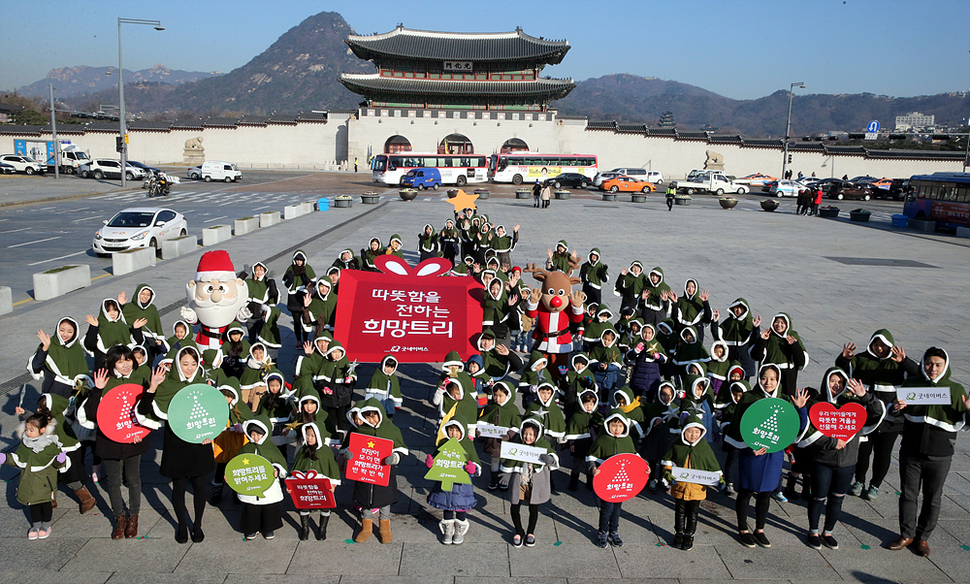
[339,25,576,113]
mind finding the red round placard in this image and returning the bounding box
[592,453,650,502]
[809,402,867,441]
[96,383,153,443]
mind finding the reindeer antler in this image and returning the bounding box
[523,263,548,282]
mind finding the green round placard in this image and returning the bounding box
[168,383,229,444]
[225,453,276,497]
[739,397,800,453]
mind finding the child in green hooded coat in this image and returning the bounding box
[478,381,522,490]
[426,416,482,545]
[238,414,288,540]
[587,409,646,548]
[291,421,340,540]
[2,412,68,540]
[565,388,603,491]
[662,414,723,550]
[365,355,403,415]
[499,415,559,547]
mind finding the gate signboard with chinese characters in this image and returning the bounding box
[334,257,483,362]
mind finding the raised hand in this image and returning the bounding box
[37,330,51,351]
[514,224,520,232]
[792,388,810,409]
[753,315,762,327]
[133,318,148,329]
[117,290,127,305]
[785,334,797,345]
[148,365,167,393]
[546,249,553,258]
[496,344,509,356]
[620,268,627,275]
[847,378,867,397]
[699,290,710,302]
[303,341,313,356]
[529,287,542,303]
[761,328,771,340]
[303,293,312,308]
[891,345,906,363]
[93,368,109,390]
[570,290,585,307]
[841,342,856,359]
[85,314,99,327]
[668,291,678,303]
[712,309,720,322]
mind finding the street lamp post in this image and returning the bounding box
[49,84,60,180]
[781,81,805,182]
[118,17,164,188]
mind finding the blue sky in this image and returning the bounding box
[2,0,967,100]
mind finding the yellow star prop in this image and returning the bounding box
[242,458,250,465]
[447,189,478,212]
[367,441,376,449]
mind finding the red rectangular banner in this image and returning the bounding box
[345,432,394,486]
[284,471,337,509]
[333,258,483,363]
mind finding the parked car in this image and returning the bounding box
[188,160,242,182]
[0,154,46,175]
[127,160,160,175]
[600,175,656,193]
[401,167,441,189]
[829,183,876,201]
[849,175,878,184]
[608,168,661,183]
[592,171,620,187]
[92,207,188,256]
[737,173,777,186]
[543,172,590,189]
[0,161,16,174]
[78,159,147,181]
[768,179,810,197]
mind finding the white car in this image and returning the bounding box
[92,207,188,256]
[78,159,147,181]
[769,179,810,197]
[592,171,619,187]
[0,154,46,175]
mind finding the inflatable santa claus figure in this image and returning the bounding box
[180,250,251,350]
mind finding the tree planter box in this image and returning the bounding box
[956,226,970,239]
[446,189,459,198]
[849,212,871,222]
[33,264,90,302]
[909,218,936,232]
[515,190,531,199]
[399,190,418,201]
[284,204,303,220]
[719,198,738,209]
[0,286,13,315]
[301,201,316,214]
[475,190,489,200]
[602,193,618,202]
[162,235,197,259]
[675,197,692,206]
[202,225,232,246]
[554,190,570,200]
[761,199,779,212]
[818,207,840,218]
[259,211,281,227]
[113,247,156,275]
[361,194,380,205]
[234,217,259,236]
[333,198,353,208]
[631,194,647,203]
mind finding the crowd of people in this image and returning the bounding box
[6,206,968,557]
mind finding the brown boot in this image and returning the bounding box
[111,515,127,540]
[75,486,96,514]
[379,519,392,543]
[355,518,373,543]
[125,514,139,539]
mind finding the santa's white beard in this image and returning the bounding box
[192,294,246,328]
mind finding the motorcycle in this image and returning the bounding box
[146,170,178,197]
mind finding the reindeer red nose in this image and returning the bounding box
[550,295,564,308]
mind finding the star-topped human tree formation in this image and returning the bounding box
[446,189,479,213]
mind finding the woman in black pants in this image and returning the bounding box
[137,346,214,543]
[86,345,161,539]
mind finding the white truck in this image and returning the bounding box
[676,171,748,195]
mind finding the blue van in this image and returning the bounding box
[401,167,441,190]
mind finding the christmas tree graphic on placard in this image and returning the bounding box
[424,437,471,491]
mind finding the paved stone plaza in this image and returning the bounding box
[1,181,969,584]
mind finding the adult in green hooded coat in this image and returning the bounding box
[136,346,214,544]
[122,284,168,361]
[749,312,809,397]
[672,279,712,343]
[385,234,405,259]
[28,316,91,399]
[614,261,645,313]
[84,298,145,371]
[302,278,337,337]
[836,328,919,500]
[889,347,970,556]
[638,267,672,328]
[711,298,762,378]
[282,250,315,346]
[545,240,572,272]
[478,381,522,488]
[360,236,383,272]
[365,354,403,414]
[580,248,609,306]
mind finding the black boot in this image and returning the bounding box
[673,506,685,549]
[568,471,579,492]
[317,513,330,540]
[299,514,311,541]
[683,510,697,551]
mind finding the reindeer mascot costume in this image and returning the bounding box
[524,252,586,381]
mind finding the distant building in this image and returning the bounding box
[658,111,676,128]
[895,111,935,131]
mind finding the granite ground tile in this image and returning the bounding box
[0,537,89,570]
[173,536,296,575]
[507,540,622,579]
[400,542,510,577]
[60,536,190,572]
[824,542,954,583]
[286,540,403,575]
[714,543,840,580]
[103,574,227,584]
[0,570,112,584]
[613,542,733,580]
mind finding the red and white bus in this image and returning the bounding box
[488,152,598,185]
[371,153,488,186]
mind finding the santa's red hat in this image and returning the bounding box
[196,250,235,282]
